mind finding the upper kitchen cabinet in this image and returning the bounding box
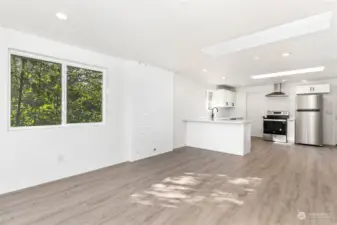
[296,84,330,94]
[212,89,236,108]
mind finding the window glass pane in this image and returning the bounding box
[11,55,62,127]
[206,91,213,110]
[67,66,103,124]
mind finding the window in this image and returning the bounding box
[10,52,104,128]
[206,90,214,110]
[67,66,103,124]
[11,55,62,127]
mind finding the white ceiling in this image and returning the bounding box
[0,0,337,86]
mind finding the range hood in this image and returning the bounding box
[266,83,288,97]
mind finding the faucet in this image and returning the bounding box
[211,107,219,120]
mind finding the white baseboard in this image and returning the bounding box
[174,144,186,149]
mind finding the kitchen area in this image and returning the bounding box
[262,83,330,146]
[184,85,252,156]
[183,80,337,156]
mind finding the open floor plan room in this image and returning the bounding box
[1,139,337,225]
[1,0,337,224]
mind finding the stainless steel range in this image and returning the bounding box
[263,111,290,143]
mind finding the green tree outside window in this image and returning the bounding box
[10,54,104,128]
[67,66,103,124]
[11,55,62,127]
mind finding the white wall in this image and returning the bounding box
[0,26,174,194]
[124,63,174,161]
[237,79,337,145]
[174,75,214,148]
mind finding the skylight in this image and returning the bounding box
[202,12,333,57]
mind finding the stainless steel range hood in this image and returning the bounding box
[266,83,288,97]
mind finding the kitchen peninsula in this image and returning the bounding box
[184,119,252,156]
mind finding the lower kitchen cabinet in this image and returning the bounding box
[287,119,295,143]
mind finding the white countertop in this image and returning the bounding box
[184,119,252,125]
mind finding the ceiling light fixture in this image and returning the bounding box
[56,12,68,21]
[282,52,291,57]
[254,56,260,60]
[251,66,325,79]
[202,69,208,72]
[222,77,226,80]
[302,80,308,83]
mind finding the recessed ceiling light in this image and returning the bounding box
[56,12,68,21]
[302,80,308,83]
[251,66,325,79]
[202,69,208,72]
[254,56,260,60]
[222,77,226,80]
[282,52,291,57]
[282,79,286,82]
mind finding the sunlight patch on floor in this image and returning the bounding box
[130,172,262,209]
[228,177,262,185]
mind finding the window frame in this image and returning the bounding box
[8,49,107,131]
[206,90,215,111]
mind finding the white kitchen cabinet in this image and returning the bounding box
[212,89,236,108]
[287,119,295,143]
[296,84,330,94]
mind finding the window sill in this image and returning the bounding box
[8,122,105,132]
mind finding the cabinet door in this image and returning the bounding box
[213,90,226,107]
[312,84,330,93]
[223,90,230,107]
[287,120,295,143]
[225,91,236,107]
[226,90,232,107]
[212,90,236,108]
[296,86,311,94]
[231,91,236,107]
[296,84,330,94]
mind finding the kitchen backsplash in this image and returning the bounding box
[215,108,232,118]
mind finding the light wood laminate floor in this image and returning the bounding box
[1,138,337,225]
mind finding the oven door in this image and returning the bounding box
[263,119,287,135]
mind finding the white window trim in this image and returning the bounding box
[206,90,215,111]
[8,49,107,131]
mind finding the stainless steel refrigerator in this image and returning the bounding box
[295,94,323,146]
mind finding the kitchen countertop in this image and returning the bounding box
[184,119,252,125]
